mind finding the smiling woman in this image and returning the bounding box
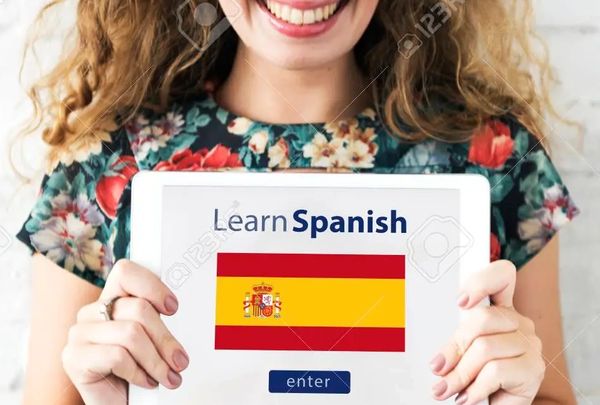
[15,0,580,404]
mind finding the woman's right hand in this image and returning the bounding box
[62,260,189,405]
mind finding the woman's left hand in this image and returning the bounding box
[430,260,546,405]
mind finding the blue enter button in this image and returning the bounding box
[269,370,351,394]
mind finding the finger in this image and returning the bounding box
[68,320,182,389]
[113,297,189,372]
[431,306,520,375]
[75,298,190,372]
[101,259,178,315]
[433,332,529,400]
[453,354,545,405]
[77,301,112,322]
[62,343,157,389]
[459,260,516,309]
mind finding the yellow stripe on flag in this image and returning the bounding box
[216,277,405,328]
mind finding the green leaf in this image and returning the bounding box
[505,239,531,269]
[45,171,68,192]
[186,107,200,123]
[216,108,229,125]
[25,217,41,233]
[519,173,538,193]
[194,114,211,128]
[517,204,536,220]
[513,129,530,157]
[88,182,97,200]
[243,151,253,167]
[492,206,506,244]
[490,174,513,203]
[71,172,87,196]
[465,165,489,176]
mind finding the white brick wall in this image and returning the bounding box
[0,0,599,403]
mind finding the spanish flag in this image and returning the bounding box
[215,253,405,352]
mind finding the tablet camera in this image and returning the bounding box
[407,216,474,283]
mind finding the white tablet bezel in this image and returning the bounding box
[129,172,490,405]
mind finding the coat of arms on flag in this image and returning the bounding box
[244,283,282,319]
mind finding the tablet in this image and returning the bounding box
[129,172,490,405]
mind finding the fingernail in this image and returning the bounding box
[165,295,179,314]
[167,370,182,387]
[429,353,445,373]
[455,392,468,404]
[457,293,469,307]
[432,380,447,397]
[147,375,158,387]
[173,349,189,370]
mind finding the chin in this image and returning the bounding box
[249,44,349,70]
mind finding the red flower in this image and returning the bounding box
[490,232,501,262]
[468,121,514,169]
[96,156,139,219]
[154,145,243,172]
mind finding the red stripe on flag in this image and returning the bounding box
[215,326,405,352]
[216,253,405,279]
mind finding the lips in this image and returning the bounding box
[257,0,348,37]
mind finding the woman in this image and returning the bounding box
[17,0,579,404]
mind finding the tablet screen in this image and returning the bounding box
[153,183,471,404]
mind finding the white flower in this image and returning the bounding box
[249,131,269,154]
[127,112,184,161]
[268,138,290,168]
[361,107,377,120]
[154,112,185,137]
[31,214,105,273]
[125,114,151,136]
[345,140,375,168]
[324,118,359,139]
[544,184,563,202]
[303,132,377,169]
[132,129,171,161]
[228,117,253,135]
[50,192,104,226]
[303,133,338,168]
[518,194,572,255]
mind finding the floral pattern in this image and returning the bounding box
[17,93,579,287]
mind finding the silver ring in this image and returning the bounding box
[99,297,119,321]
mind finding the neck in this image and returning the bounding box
[216,43,372,124]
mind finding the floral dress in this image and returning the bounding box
[17,93,580,287]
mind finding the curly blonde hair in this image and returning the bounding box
[22,0,557,164]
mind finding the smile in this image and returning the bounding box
[257,0,348,37]
[262,0,341,26]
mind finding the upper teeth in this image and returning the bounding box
[265,1,339,25]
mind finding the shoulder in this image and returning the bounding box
[123,93,230,169]
[459,116,579,268]
[464,116,542,171]
[462,116,571,207]
[18,121,140,286]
